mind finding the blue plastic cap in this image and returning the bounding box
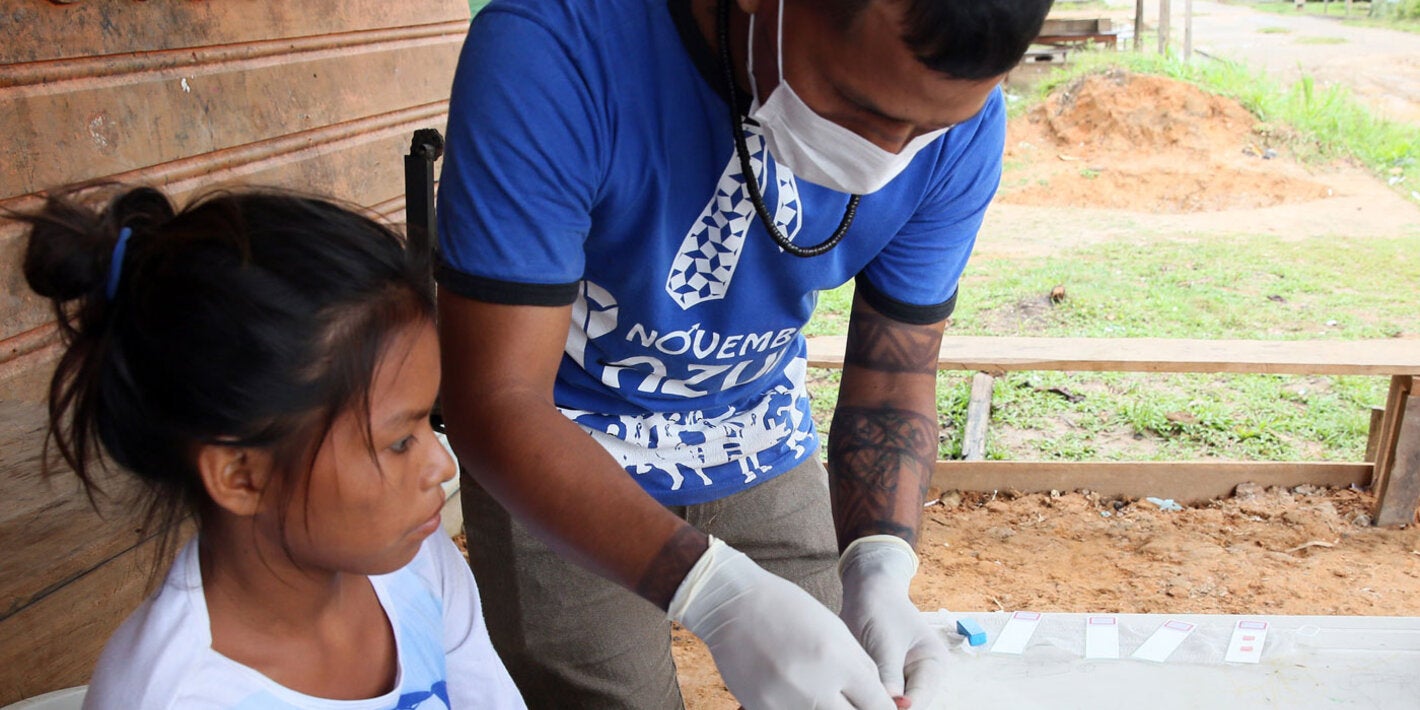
[956,618,988,646]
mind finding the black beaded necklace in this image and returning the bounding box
[715,0,858,258]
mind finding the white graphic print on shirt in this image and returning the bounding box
[665,126,802,310]
[559,131,816,497]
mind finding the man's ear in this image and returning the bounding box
[196,444,271,517]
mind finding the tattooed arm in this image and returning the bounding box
[830,292,953,704]
[828,292,946,552]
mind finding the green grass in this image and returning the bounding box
[809,51,1420,464]
[1030,51,1420,201]
[1257,25,1295,32]
[808,234,1418,462]
[1294,35,1350,42]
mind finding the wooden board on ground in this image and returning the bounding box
[933,461,1373,505]
[1373,395,1420,527]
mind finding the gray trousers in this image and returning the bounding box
[461,457,842,710]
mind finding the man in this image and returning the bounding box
[434,1,1052,708]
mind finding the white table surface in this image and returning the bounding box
[922,611,1420,709]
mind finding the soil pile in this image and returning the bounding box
[998,70,1335,213]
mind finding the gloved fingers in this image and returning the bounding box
[900,639,949,709]
[830,687,899,710]
[836,651,900,710]
[869,636,909,698]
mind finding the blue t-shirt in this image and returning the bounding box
[437,0,1004,505]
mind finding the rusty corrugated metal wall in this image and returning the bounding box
[0,1,469,700]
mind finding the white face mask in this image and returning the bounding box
[746,0,950,195]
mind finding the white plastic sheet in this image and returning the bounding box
[923,611,1420,709]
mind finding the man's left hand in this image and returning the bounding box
[839,535,950,709]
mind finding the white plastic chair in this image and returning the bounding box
[2,687,85,710]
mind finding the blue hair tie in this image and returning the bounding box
[105,226,133,300]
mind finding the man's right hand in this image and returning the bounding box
[669,537,898,710]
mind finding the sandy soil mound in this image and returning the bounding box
[998,70,1335,213]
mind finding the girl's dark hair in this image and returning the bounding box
[16,184,434,562]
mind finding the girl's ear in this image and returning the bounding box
[196,444,271,517]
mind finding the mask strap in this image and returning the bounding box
[747,13,759,103]
[775,0,786,84]
[717,0,858,258]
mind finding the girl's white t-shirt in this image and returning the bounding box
[83,533,525,709]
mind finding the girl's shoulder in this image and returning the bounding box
[83,540,219,710]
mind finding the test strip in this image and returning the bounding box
[1084,615,1119,659]
[1224,620,1269,663]
[989,611,1042,655]
[1130,619,1197,662]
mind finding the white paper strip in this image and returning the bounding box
[990,611,1043,655]
[1084,615,1120,660]
[1225,620,1269,663]
[1131,619,1197,662]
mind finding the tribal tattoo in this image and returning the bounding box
[636,525,710,610]
[841,312,941,375]
[829,303,945,550]
[828,405,937,550]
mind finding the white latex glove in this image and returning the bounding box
[839,535,949,709]
[669,537,897,710]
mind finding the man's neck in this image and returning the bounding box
[689,0,754,103]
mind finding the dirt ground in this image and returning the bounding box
[672,62,1420,710]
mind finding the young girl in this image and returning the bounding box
[18,185,525,709]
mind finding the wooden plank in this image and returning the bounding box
[1158,0,1171,55]
[0,401,148,623]
[932,460,1372,505]
[805,335,1420,376]
[1,124,458,404]
[0,0,468,373]
[2,29,465,199]
[1134,0,1145,51]
[1371,375,1414,497]
[1040,18,1112,35]
[0,1,470,65]
[1373,395,1420,526]
[1366,406,1387,463]
[961,373,994,461]
[0,532,174,705]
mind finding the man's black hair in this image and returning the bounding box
[832,0,1055,80]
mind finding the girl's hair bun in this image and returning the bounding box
[20,185,174,301]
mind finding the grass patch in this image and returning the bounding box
[1295,35,1350,42]
[807,234,1419,462]
[1030,50,1420,200]
[1257,25,1295,32]
[810,50,1419,464]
